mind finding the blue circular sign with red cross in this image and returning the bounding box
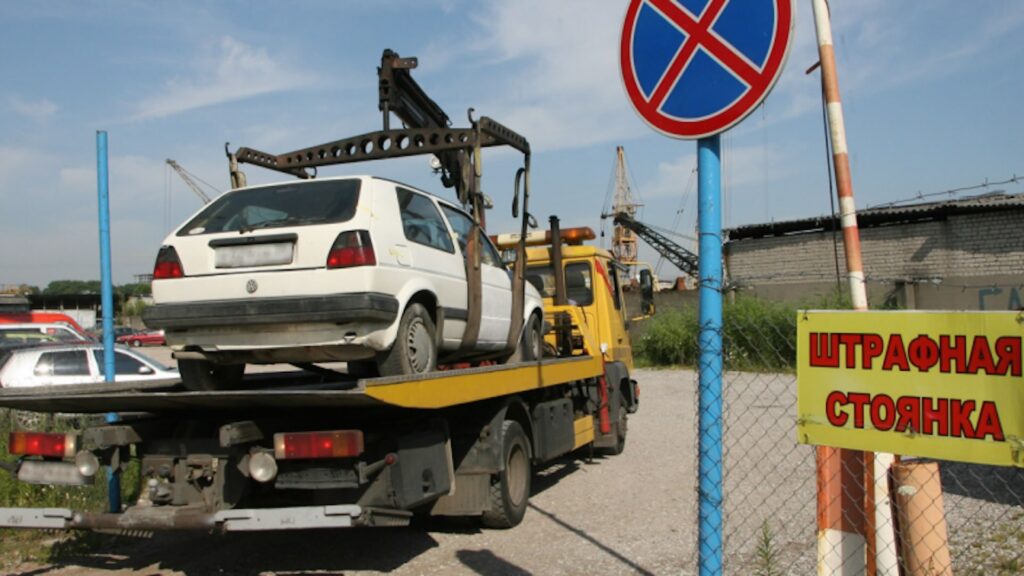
[621,0,795,139]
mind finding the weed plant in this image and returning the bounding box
[634,294,828,371]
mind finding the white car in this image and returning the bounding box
[0,342,178,389]
[143,176,544,390]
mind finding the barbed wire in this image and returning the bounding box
[867,173,1023,209]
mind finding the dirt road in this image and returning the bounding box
[7,367,701,576]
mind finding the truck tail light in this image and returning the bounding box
[274,430,364,460]
[9,431,76,459]
[153,246,185,279]
[326,231,375,269]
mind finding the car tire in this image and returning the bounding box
[179,359,245,391]
[377,303,437,377]
[509,312,542,363]
[131,339,142,347]
[481,420,532,529]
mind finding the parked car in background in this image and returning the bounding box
[0,342,177,389]
[117,330,165,347]
[0,323,92,345]
[0,311,87,335]
[143,176,544,390]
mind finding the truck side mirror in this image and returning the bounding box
[639,269,655,316]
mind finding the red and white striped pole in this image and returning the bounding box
[810,1,899,574]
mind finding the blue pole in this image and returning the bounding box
[697,135,723,576]
[96,130,121,513]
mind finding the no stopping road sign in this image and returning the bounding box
[621,0,795,139]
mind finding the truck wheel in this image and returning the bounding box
[179,359,245,391]
[510,313,542,362]
[481,420,532,529]
[377,303,437,377]
[600,398,629,456]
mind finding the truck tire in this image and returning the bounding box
[481,420,532,529]
[601,397,629,456]
[179,359,245,391]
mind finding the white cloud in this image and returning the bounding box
[463,1,651,151]
[9,96,58,120]
[132,36,319,121]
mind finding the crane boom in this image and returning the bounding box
[166,159,213,204]
[612,213,700,279]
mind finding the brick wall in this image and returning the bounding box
[723,209,1024,310]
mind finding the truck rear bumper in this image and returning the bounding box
[0,504,412,531]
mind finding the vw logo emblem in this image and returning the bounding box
[246,279,258,294]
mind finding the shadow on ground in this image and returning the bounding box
[14,528,439,576]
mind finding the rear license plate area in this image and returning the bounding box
[215,243,294,268]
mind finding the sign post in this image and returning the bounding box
[621,1,794,573]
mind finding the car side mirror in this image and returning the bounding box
[639,269,655,316]
[138,366,154,375]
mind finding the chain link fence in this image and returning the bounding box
[633,292,1023,574]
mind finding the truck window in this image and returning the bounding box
[397,188,455,253]
[526,262,593,306]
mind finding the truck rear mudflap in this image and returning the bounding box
[0,504,412,532]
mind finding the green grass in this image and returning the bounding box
[0,409,140,565]
[634,295,799,371]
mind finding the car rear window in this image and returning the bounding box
[177,179,361,236]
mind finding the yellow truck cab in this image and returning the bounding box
[494,221,639,427]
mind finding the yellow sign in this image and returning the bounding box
[797,311,1024,467]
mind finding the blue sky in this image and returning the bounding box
[2,0,1022,288]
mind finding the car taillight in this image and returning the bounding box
[274,430,364,460]
[326,231,375,269]
[153,246,184,279]
[9,431,76,459]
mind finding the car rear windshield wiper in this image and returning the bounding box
[238,217,307,234]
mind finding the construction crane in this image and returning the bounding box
[604,146,642,266]
[166,159,217,204]
[612,213,700,280]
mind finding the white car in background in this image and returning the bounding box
[143,176,544,390]
[0,342,177,389]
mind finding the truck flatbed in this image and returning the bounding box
[0,355,602,413]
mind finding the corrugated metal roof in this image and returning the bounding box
[726,192,1024,241]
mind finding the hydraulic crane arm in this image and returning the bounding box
[224,48,534,361]
[612,214,700,279]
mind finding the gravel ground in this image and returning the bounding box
[4,352,1020,575]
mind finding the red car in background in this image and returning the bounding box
[117,330,166,347]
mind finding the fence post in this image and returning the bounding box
[697,135,723,576]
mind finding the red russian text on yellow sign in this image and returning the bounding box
[797,310,1024,468]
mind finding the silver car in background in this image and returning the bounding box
[0,342,178,389]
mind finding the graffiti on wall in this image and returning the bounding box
[978,287,1023,311]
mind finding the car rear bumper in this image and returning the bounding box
[143,293,399,329]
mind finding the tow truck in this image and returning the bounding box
[0,50,642,532]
